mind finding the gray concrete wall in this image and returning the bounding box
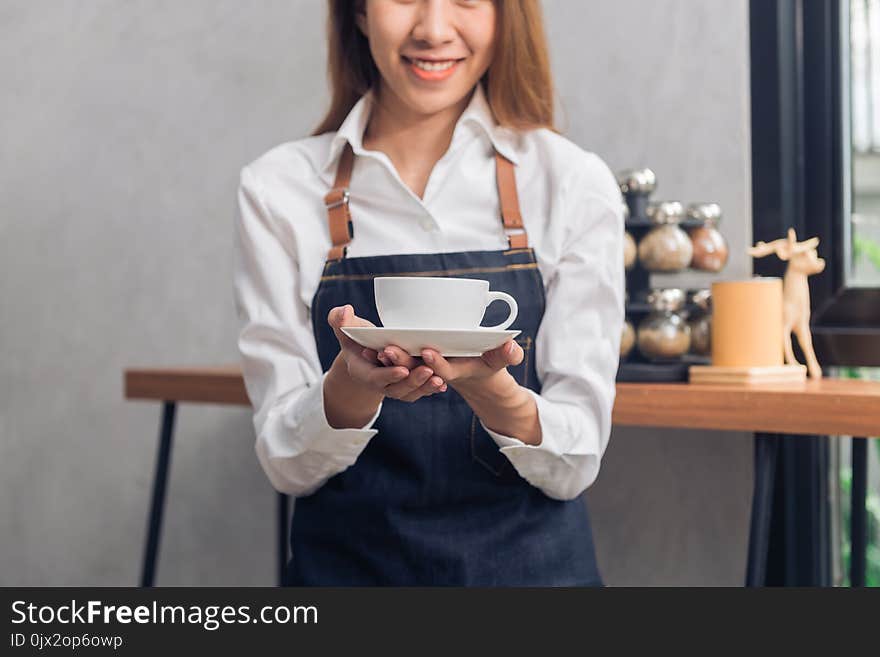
[547,0,755,586]
[1,0,752,586]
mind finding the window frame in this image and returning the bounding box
[752,0,880,366]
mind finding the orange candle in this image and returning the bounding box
[711,278,784,367]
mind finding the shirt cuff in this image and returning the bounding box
[287,370,383,464]
[479,388,575,464]
[478,388,603,500]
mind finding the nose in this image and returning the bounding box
[412,0,456,45]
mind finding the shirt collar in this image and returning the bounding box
[319,83,520,185]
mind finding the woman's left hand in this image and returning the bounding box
[377,340,524,387]
[378,340,538,445]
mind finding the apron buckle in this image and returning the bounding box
[325,188,350,210]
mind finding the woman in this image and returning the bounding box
[234,0,624,586]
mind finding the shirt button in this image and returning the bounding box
[420,219,433,230]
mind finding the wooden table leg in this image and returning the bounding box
[746,433,779,586]
[278,493,290,586]
[140,401,177,587]
[850,437,868,587]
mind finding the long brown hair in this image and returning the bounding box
[311,0,556,136]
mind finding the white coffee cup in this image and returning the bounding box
[374,277,518,330]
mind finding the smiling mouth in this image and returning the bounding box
[403,56,464,71]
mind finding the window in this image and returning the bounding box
[750,0,880,586]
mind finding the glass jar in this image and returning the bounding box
[621,318,636,358]
[638,201,694,272]
[637,288,691,360]
[686,288,712,356]
[617,168,657,222]
[624,231,638,270]
[686,203,729,272]
[622,203,637,270]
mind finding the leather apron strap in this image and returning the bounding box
[495,149,528,249]
[322,141,528,260]
[323,142,355,261]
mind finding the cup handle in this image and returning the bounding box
[482,291,518,330]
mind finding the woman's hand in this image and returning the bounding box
[391,339,540,445]
[379,339,540,445]
[379,340,524,390]
[327,304,447,403]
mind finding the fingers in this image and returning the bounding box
[419,340,523,384]
[348,349,446,400]
[372,366,411,388]
[327,304,375,329]
[481,340,523,370]
[358,345,416,373]
[398,373,447,403]
[346,349,406,386]
[374,364,446,401]
[328,306,359,352]
[371,350,448,401]
[420,349,457,382]
[382,344,421,370]
[419,348,484,382]
[325,308,450,401]
[384,365,438,400]
[360,348,380,364]
[328,305,379,356]
[326,305,345,329]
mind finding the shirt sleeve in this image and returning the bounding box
[233,165,383,497]
[479,155,625,501]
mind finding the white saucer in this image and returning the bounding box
[341,326,521,357]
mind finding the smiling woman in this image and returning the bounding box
[314,0,555,135]
[233,0,625,587]
[358,0,497,106]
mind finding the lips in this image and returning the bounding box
[402,55,464,82]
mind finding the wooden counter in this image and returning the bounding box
[125,363,879,588]
[125,365,880,438]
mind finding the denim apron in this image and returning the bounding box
[285,142,603,586]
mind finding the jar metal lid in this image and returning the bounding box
[686,202,723,224]
[646,288,687,311]
[646,201,685,225]
[617,168,657,195]
[689,288,712,311]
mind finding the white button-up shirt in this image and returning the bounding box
[233,84,625,502]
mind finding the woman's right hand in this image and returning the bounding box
[327,304,447,403]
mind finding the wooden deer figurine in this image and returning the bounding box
[748,228,826,379]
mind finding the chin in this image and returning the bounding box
[400,89,462,114]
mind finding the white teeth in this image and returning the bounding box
[411,59,456,71]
